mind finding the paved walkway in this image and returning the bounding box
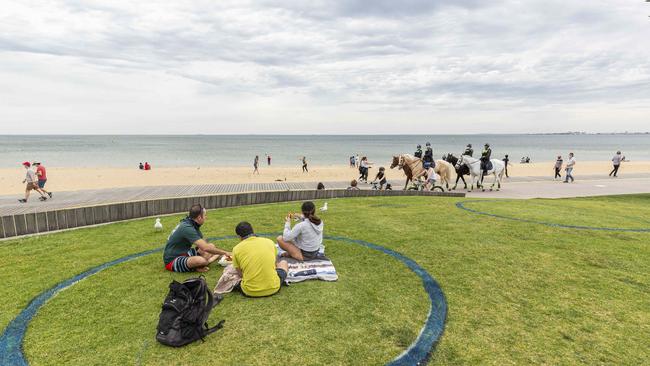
[1,173,649,216]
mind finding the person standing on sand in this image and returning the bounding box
[502,155,510,178]
[609,151,623,177]
[267,154,271,166]
[253,155,260,174]
[18,162,48,203]
[33,162,52,199]
[554,156,563,180]
[355,154,360,168]
[302,156,308,173]
[564,153,575,183]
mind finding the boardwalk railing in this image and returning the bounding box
[0,189,463,239]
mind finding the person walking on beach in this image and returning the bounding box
[502,155,510,178]
[33,162,52,199]
[355,154,360,168]
[18,162,48,203]
[564,153,575,183]
[301,156,308,173]
[609,151,623,177]
[267,154,272,166]
[359,157,371,182]
[554,156,563,180]
[253,155,260,174]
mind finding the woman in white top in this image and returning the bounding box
[276,201,324,261]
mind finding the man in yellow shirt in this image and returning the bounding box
[232,222,288,297]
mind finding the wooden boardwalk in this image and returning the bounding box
[0,180,372,216]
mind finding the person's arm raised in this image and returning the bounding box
[194,238,231,258]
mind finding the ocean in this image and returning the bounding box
[1,134,649,168]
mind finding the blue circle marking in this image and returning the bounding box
[456,199,650,232]
[0,235,447,366]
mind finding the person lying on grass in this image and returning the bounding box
[163,204,232,273]
[276,201,324,261]
[232,221,288,297]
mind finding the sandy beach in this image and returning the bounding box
[1,161,649,196]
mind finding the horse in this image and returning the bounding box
[390,154,454,190]
[442,153,470,190]
[458,155,505,192]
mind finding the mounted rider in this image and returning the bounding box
[480,143,492,184]
[463,144,473,157]
[422,142,435,169]
[414,144,423,159]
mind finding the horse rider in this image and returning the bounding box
[480,143,492,184]
[463,144,473,157]
[423,142,435,169]
[414,144,423,159]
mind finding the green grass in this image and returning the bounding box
[1,195,650,365]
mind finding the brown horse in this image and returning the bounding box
[390,154,454,190]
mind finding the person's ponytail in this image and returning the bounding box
[301,201,321,225]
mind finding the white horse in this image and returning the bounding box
[458,155,505,191]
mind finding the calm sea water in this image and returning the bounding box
[1,135,648,168]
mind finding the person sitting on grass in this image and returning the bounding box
[232,221,288,297]
[276,201,324,261]
[163,204,231,273]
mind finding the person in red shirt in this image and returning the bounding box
[33,162,52,198]
[144,162,151,170]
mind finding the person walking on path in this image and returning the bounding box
[502,154,510,177]
[267,154,271,166]
[554,156,563,180]
[564,153,575,183]
[18,162,48,203]
[301,156,308,173]
[609,151,623,177]
[253,155,260,174]
[33,162,52,198]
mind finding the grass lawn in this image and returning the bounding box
[1,195,649,365]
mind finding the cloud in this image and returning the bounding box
[0,0,649,134]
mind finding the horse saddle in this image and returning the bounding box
[481,160,493,171]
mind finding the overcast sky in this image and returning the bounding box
[1,0,649,134]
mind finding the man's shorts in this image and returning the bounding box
[26,182,37,191]
[38,179,47,189]
[165,248,199,272]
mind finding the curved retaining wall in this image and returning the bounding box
[0,189,464,239]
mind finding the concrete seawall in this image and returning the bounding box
[0,189,463,239]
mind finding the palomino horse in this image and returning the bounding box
[390,154,454,190]
[458,155,505,191]
[442,153,470,190]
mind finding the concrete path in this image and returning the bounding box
[1,173,649,216]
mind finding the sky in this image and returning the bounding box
[1,0,649,134]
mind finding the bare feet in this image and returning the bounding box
[196,266,210,273]
[207,254,220,265]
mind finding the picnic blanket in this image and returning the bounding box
[283,257,338,283]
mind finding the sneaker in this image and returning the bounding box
[48,192,52,198]
[18,199,27,203]
[39,196,47,201]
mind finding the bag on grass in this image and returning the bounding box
[156,276,224,347]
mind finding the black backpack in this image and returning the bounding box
[156,276,225,347]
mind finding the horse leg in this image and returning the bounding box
[460,175,467,189]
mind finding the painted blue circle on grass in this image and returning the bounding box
[0,235,447,366]
[456,200,650,232]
